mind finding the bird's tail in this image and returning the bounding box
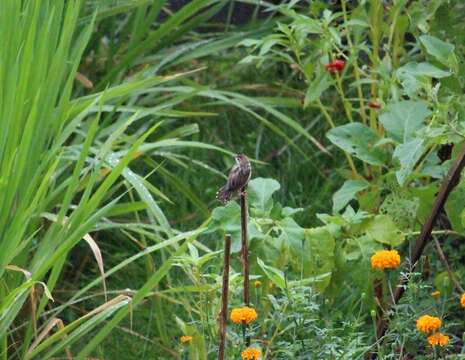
[216,185,232,204]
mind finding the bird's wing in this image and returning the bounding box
[226,164,243,192]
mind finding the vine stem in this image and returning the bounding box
[432,236,465,293]
[218,234,231,360]
[374,141,465,348]
[240,188,250,346]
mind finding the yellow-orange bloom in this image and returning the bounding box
[416,315,441,333]
[370,250,400,270]
[241,347,261,360]
[428,332,449,347]
[180,335,192,344]
[254,280,262,288]
[230,307,257,325]
[460,293,465,307]
[431,291,441,299]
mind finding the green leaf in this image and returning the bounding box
[304,71,332,107]
[393,138,426,185]
[257,258,286,289]
[344,235,382,261]
[277,217,305,250]
[302,227,335,291]
[434,271,454,296]
[364,215,405,246]
[326,123,386,165]
[332,180,370,213]
[248,177,281,212]
[379,101,431,142]
[419,35,455,67]
[209,202,263,252]
[446,179,465,233]
[397,62,450,78]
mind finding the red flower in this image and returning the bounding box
[325,59,345,73]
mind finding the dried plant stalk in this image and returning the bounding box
[240,188,250,346]
[218,234,231,360]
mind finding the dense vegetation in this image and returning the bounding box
[1,0,465,359]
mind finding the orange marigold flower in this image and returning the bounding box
[428,332,449,347]
[180,335,192,344]
[254,280,262,288]
[230,307,257,325]
[241,347,261,360]
[416,315,441,333]
[431,291,441,299]
[370,250,401,270]
[460,293,465,307]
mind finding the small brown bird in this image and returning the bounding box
[217,154,251,204]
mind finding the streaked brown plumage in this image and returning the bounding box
[217,154,251,204]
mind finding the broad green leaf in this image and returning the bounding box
[364,215,405,246]
[419,35,455,67]
[209,202,263,252]
[257,258,286,289]
[434,271,454,296]
[446,179,465,233]
[393,138,426,185]
[397,62,450,78]
[326,123,386,166]
[304,71,332,107]
[332,179,370,213]
[277,217,305,250]
[379,101,431,142]
[344,235,382,261]
[302,227,335,291]
[248,177,281,212]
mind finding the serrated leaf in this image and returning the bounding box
[332,179,370,213]
[326,123,386,165]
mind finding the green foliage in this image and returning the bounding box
[4,0,465,359]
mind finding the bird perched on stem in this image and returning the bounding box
[217,154,251,204]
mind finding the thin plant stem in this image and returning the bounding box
[218,234,232,360]
[341,0,368,125]
[373,277,383,340]
[240,188,250,346]
[432,236,465,293]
